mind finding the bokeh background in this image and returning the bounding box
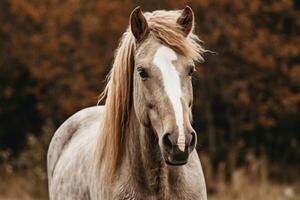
[0,0,300,199]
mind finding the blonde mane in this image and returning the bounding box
[95,9,205,182]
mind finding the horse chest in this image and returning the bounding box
[115,180,202,200]
[116,192,201,200]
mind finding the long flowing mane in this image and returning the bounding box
[95,9,205,182]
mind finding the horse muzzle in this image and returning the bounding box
[161,132,196,166]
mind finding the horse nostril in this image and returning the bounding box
[162,133,173,152]
[189,132,196,148]
[148,103,154,109]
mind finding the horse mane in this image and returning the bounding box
[95,9,205,182]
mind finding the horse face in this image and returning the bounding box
[131,6,197,166]
[133,38,197,165]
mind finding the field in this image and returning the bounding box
[0,171,299,200]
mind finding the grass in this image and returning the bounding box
[209,182,298,200]
[0,173,299,200]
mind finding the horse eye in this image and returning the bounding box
[188,66,195,76]
[137,67,148,80]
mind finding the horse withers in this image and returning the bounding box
[47,6,207,200]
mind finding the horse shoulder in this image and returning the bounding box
[47,106,104,183]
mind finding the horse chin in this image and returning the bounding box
[165,159,187,166]
[163,152,188,166]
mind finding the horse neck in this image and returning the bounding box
[125,109,184,196]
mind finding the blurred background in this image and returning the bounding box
[0,0,300,199]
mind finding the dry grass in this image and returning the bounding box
[0,172,299,200]
[0,174,47,200]
[210,184,298,200]
[209,171,299,200]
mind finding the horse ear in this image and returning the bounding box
[177,5,194,36]
[130,7,149,42]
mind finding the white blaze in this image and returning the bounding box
[153,45,185,151]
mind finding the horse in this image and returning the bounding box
[47,6,207,200]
